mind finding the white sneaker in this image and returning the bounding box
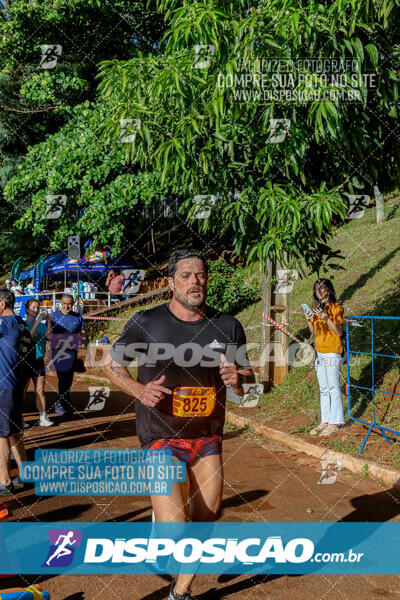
[39,415,55,427]
[319,424,339,437]
[309,422,328,436]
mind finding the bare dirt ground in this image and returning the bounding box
[1,376,400,600]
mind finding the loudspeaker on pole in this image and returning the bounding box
[67,235,82,260]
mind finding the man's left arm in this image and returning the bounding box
[219,321,254,396]
[80,319,91,368]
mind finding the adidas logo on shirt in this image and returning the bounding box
[209,339,224,349]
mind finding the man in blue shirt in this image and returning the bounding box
[0,288,35,494]
[50,294,89,416]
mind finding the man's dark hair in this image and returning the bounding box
[0,288,15,309]
[168,249,208,278]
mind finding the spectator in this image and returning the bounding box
[105,269,124,300]
[304,279,345,437]
[4,280,10,290]
[10,280,23,296]
[23,299,54,427]
[0,288,35,494]
[25,278,35,294]
[50,294,90,416]
[100,333,110,345]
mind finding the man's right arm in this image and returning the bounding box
[103,355,172,408]
[103,356,144,398]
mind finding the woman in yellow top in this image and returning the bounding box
[304,278,345,437]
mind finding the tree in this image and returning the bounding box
[0,0,165,267]
[6,0,400,274]
[95,0,399,274]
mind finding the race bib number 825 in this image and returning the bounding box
[172,387,216,417]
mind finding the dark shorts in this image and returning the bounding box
[149,435,222,466]
[25,357,45,379]
[0,388,23,437]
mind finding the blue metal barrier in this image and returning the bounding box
[346,315,400,454]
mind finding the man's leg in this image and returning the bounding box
[8,386,26,474]
[151,457,190,523]
[0,388,20,486]
[9,432,27,472]
[188,453,223,521]
[56,368,75,411]
[172,453,223,597]
[0,436,11,486]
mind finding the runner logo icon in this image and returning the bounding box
[42,529,82,567]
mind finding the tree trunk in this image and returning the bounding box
[260,258,290,391]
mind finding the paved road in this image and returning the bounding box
[2,379,400,599]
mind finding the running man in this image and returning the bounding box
[104,249,253,600]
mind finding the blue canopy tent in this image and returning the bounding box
[19,253,65,281]
[19,252,138,289]
[45,253,137,276]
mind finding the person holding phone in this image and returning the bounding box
[23,299,54,427]
[303,278,345,437]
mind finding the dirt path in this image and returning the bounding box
[2,377,400,599]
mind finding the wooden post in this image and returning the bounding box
[260,257,291,391]
[374,185,385,223]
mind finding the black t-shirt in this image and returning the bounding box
[110,302,250,448]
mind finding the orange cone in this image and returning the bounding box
[0,503,8,519]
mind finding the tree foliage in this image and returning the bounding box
[0,0,165,266]
[4,0,400,274]
[96,0,399,273]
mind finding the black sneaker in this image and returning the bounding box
[0,482,15,495]
[168,580,197,600]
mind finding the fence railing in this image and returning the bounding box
[14,290,143,314]
[346,315,400,454]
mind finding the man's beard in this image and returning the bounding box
[174,287,206,309]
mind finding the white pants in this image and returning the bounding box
[315,352,345,425]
